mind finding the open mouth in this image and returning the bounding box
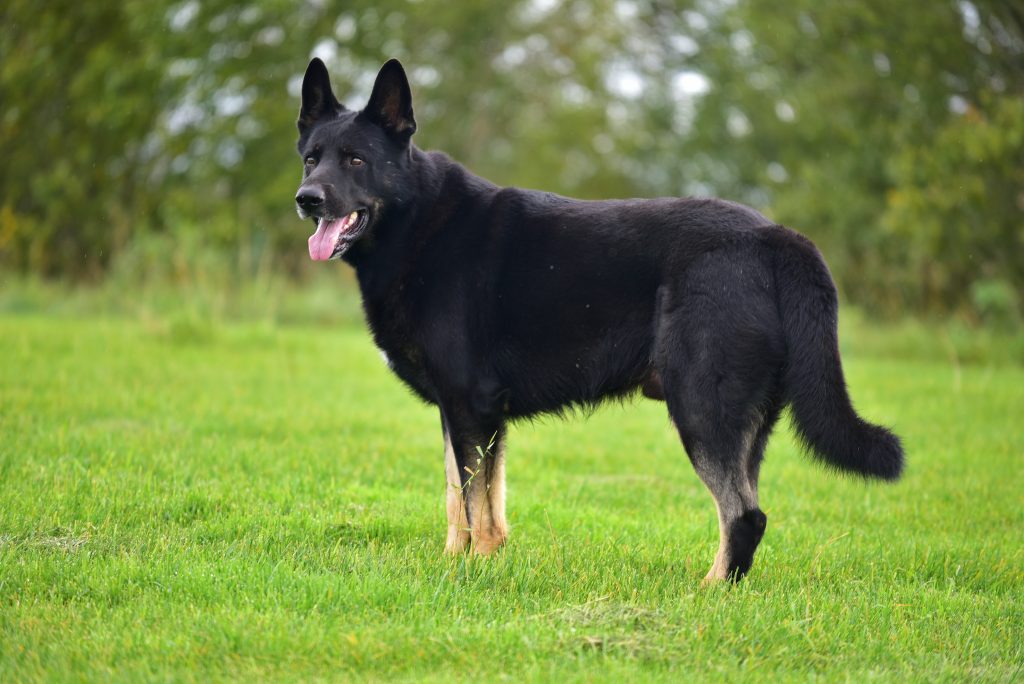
[307,210,368,261]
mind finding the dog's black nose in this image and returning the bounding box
[295,188,325,213]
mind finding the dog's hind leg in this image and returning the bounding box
[743,398,784,507]
[667,381,776,583]
[441,411,508,556]
[655,269,783,582]
[675,420,766,584]
[701,432,767,584]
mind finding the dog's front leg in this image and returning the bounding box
[467,429,507,555]
[441,412,508,555]
[442,423,471,553]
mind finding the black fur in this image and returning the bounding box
[726,509,768,579]
[294,59,904,578]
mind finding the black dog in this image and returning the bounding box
[295,58,903,582]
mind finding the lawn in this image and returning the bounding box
[0,311,1021,681]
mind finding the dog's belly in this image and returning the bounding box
[492,253,659,416]
[497,313,655,417]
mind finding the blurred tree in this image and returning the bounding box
[0,1,168,276]
[884,94,1023,325]
[675,0,1023,319]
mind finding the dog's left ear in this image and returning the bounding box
[361,59,416,142]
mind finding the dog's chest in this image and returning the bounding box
[357,260,464,406]
[370,323,435,402]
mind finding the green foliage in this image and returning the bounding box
[884,95,1024,323]
[0,1,168,276]
[678,0,1023,322]
[1,1,1021,324]
[1,314,1022,679]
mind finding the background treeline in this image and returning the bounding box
[1,0,1021,326]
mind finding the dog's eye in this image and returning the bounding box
[350,156,364,167]
[304,157,315,167]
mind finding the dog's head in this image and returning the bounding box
[295,58,417,261]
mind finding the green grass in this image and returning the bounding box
[1,311,1021,682]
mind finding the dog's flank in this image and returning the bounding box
[294,58,904,581]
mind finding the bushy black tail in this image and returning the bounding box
[768,227,904,480]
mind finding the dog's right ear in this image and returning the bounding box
[298,58,344,136]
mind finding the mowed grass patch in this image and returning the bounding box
[1,314,1021,681]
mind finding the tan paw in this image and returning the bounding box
[444,525,470,554]
[470,527,508,556]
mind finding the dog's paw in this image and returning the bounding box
[470,526,507,556]
[445,525,470,554]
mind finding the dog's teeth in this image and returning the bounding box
[349,211,358,221]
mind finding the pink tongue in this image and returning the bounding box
[307,216,350,261]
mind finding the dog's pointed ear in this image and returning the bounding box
[361,59,416,141]
[298,58,344,135]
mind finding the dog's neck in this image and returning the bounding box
[345,147,497,283]
[344,147,500,337]
[407,147,501,232]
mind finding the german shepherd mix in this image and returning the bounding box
[294,58,904,582]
